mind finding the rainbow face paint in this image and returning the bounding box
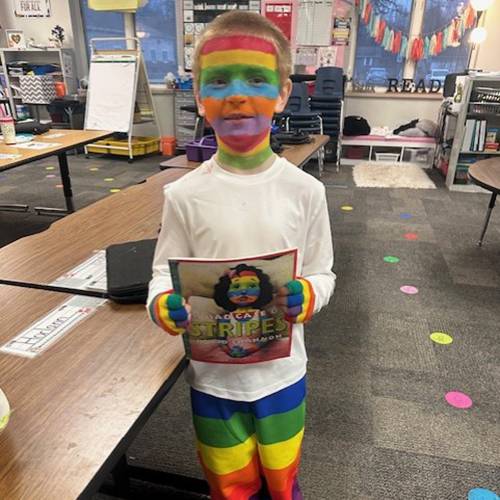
[198,35,281,169]
[228,275,261,306]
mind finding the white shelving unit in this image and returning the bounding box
[0,48,76,120]
[445,74,500,192]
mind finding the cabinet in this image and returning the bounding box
[438,74,500,192]
[0,48,76,120]
[174,90,197,148]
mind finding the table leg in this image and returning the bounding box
[111,454,131,498]
[34,152,75,216]
[478,192,497,247]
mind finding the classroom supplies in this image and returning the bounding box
[0,115,16,144]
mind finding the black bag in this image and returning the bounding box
[15,120,51,135]
[106,239,157,304]
[343,116,371,136]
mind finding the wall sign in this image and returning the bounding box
[387,78,442,94]
[264,2,293,41]
[14,0,51,17]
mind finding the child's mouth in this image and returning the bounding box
[224,114,253,121]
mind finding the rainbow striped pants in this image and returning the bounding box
[191,377,306,500]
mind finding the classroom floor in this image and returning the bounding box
[1,154,499,499]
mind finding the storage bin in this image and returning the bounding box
[19,75,56,104]
[87,136,160,156]
[375,152,400,162]
[185,135,217,161]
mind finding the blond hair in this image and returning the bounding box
[192,10,292,90]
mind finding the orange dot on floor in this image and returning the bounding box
[404,232,418,241]
[55,184,63,188]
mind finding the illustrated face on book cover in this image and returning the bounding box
[196,34,290,169]
[213,264,278,358]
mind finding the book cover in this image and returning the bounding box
[169,248,297,364]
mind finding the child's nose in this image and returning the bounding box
[227,94,247,106]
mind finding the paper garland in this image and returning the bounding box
[355,0,477,61]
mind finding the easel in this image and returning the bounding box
[84,37,159,162]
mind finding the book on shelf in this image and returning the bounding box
[462,118,488,152]
[168,248,297,365]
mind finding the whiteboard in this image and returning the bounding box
[85,56,136,132]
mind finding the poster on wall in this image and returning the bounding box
[14,0,51,17]
[317,46,338,67]
[332,17,351,45]
[264,2,293,41]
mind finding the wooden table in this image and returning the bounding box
[0,168,187,294]
[160,134,330,175]
[0,285,186,499]
[468,158,500,246]
[0,129,113,215]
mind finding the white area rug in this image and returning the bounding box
[352,162,436,189]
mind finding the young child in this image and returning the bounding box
[147,11,335,500]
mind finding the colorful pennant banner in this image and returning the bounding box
[355,0,477,61]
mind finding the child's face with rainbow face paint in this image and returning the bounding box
[228,275,261,306]
[196,35,290,164]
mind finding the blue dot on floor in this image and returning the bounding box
[400,212,413,219]
[468,488,499,500]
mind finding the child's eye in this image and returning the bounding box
[208,78,227,88]
[248,76,266,86]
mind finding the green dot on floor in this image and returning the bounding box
[45,166,55,171]
[104,177,114,182]
[430,332,453,345]
[109,188,121,193]
[384,256,400,263]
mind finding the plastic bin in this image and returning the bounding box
[87,136,160,156]
[185,135,217,161]
[375,152,400,162]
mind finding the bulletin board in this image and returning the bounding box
[296,0,333,46]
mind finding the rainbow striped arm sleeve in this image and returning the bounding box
[148,290,190,336]
[284,278,316,324]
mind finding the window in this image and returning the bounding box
[354,0,412,85]
[354,0,471,89]
[136,0,178,83]
[413,0,470,85]
[80,0,126,51]
[80,0,178,84]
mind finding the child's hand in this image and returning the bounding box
[276,278,315,324]
[150,292,191,336]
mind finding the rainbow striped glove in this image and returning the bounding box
[149,291,191,336]
[276,278,315,324]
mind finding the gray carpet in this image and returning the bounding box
[0,154,499,499]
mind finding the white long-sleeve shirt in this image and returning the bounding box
[147,155,336,401]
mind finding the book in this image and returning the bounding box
[463,119,475,152]
[486,128,499,143]
[169,248,297,364]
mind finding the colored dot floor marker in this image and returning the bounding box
[89,167,99,171]
[400,212,413,219]
[45,166,55,171]
[340,205,353,212]
[104,177,114,182]
[430,332,453,345]
[404,232,418,240]
[445,391,473,409]
[45,174,56,179]
[468,488,499,500]
[384,256,400,264]
[109,188,121,193]
[400,285,418,295]
[55,184,63,189]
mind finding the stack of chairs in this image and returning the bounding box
[309,67,344,165]
[277,82,323,135]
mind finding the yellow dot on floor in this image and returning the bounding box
[89,167,99,171]
[341,205,353,212]
[45,166,55,171]
[109,188,121,193]
[430,332,453,345]
[104,177,114,182]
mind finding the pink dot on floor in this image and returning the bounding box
[46,174,56,178]
[404,232,418,240]
[55,184,63,188]
[400,285,418,295]
[445,391,473,409]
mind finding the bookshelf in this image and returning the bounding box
[443,74,500,192]
[0,48,76,120]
